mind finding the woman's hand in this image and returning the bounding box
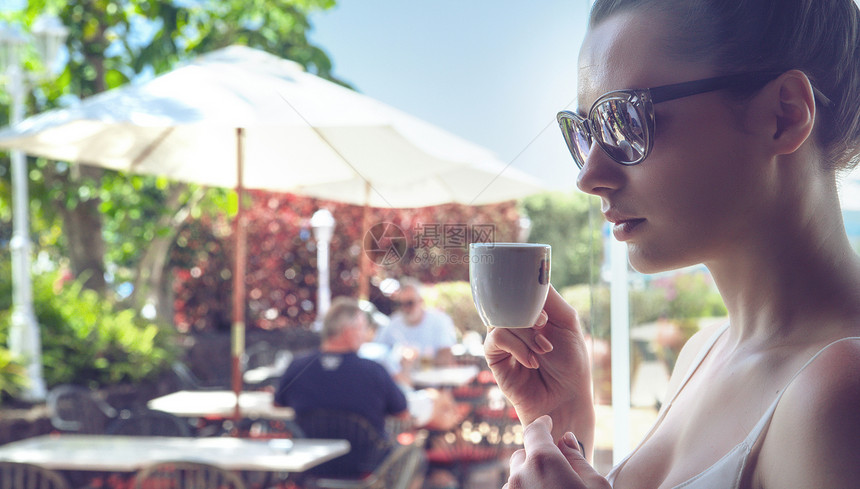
[484,286,594,444]
[505,415,610,489]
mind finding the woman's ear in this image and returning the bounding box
[769,70,816,155]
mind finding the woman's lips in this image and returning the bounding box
[611,218,646,240]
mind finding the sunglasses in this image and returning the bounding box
[556,71,783,169]
[394,299,419,308]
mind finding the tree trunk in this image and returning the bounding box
[59,26,110,294]
[60,165,106,293]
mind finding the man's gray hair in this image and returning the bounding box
[397,277,423,296]
[321,297,363,340]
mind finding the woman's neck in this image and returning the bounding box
[707,171,860,346]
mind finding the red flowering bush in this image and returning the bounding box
[171,190,520,332]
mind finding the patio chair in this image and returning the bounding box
[295,409,392,478]
[239,417,305,440]
[242,346,292,389]
[107,408,193,437]
[131,461,247,489]
[0,462,71,489]
[241,342,278,371]
[170,362,224,391]
[46,384,118,434]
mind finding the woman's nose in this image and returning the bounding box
[575,144,626,197]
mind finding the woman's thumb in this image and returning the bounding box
[559,432,585,463]
[559,432,611,488]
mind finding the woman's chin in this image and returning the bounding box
[627,247,697,275]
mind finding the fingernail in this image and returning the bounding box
[528,353,540,369]
[535,311,548,327]
[563,432,578,448]
[563,432,585,455]
[535,334,553,353]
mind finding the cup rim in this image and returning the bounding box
[469,242,550,248]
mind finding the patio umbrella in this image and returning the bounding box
[0,45,541,206]
[0,45,546,416]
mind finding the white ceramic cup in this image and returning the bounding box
[469,242,551,328]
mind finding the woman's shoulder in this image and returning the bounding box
[755,336,860,488]
[781,334,860,406]
[772,323,860,408]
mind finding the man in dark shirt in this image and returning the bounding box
[275,296,409,440]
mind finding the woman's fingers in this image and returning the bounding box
[484,301,557,370]
[522,415,557,450]
[509,448,526,469]
[559,432,612,489]
[543,285,581,333]
[507,416,583,489]
[485,327,541,369]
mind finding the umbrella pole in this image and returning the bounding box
[358,182,372,300]
[231,128,247,430]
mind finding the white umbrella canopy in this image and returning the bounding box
[0,44,543,206]
[0,44,545,413]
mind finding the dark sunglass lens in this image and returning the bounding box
[558,115,590,169]
[592,99,647,164]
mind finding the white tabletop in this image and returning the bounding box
[147,390,294,419]
[410,365,480,387]
[0,435,349,473]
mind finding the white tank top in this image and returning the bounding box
[606,323,860,488]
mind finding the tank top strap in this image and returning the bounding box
[666,322,731,406]
[742,336,860,446]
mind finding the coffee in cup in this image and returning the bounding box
[469,243,551,328]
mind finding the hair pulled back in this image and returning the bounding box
[590,0,860,172]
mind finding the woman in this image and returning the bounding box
[485,1,860,487]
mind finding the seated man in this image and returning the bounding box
[374,277,458,370]
[275,297,409,476]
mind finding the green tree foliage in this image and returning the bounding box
[560,270,727,340]
[0,0,341,317]
[422,281,484,336]
[520,191,603,288]
[0,348,28,400]
[0,0,340,395]
[0,261,177,390]
[31,274,178,387]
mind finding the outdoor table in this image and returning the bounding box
[147,389,294,420]
[410,365,480,388]
[0,434,349,474]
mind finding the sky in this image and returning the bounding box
[307,0,860,210]
[307,1,593,193]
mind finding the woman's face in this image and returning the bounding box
[576,10,772,273]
